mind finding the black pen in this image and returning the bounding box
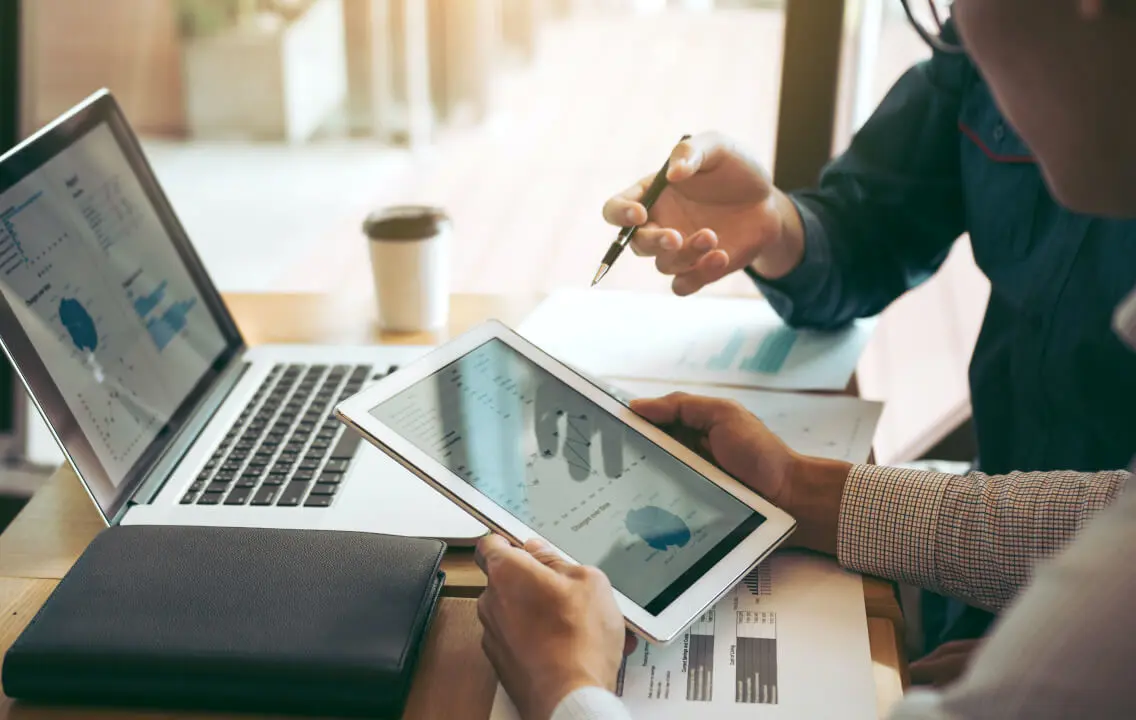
[592,134,692,286]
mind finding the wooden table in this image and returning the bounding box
[0,292,908,719]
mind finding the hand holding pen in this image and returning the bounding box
[592,135,691,286]
[596,132,806,296]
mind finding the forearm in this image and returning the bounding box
[887,484,1136,718]
[836,464,1130,611]
[748,56,970,329]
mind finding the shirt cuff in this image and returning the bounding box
[551,686,633,720]
[745,196,832,321]
[836,464,954,589]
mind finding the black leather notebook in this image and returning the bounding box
[2,525,446,718]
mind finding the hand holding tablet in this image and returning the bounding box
[335,320,796,644]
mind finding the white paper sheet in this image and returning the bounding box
[517,290,875,392]
[612,380,882,464]
[490,553,877,720]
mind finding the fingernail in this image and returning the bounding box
[626,208,638,224]
[661,233,681,250]
[694,233,714,251]
[710,253,728,270]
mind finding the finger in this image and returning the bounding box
[629,225,683,257]
[480,632,504,675]
[665,131,734,183]
[909,654,970,687]
[630,392,742,432]
[524,537,574,574]
[672,249,731,296]
[476,592,496,632]
[623,632,639,657]
[602,176,654,226]
[474,533,513,574]
[654,228,718,275]
[927,639,982,656]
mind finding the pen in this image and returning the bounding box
[591,134,692,286]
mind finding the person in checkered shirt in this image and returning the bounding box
[473,2,1136,718]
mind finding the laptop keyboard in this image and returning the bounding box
[178,362,396,509]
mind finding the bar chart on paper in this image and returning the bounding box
[516,290,876,392]
[693,326,799,375]
[492,553,877,720]
[735,611,778,705]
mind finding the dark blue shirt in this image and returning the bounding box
[749,41,1136,477]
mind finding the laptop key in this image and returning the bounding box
[293,469,315,482]
[180,491,197,504]
[277,482,310,506]
[207,480,231,493]
[330,432,361,459]
[197,491,224,505]
[304,494,333,508]
[317,472,343,485]
[323,458,351,473]
[263,474,287,486]
[189,480,205,492]
[310,483,338,496]
[251,486,279,505]
[235,476,259,488]
[224,487,252,505]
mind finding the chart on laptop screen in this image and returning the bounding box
[0,122,228,482]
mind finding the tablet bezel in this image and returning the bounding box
[335,319,796,644]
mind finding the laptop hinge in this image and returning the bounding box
[119,358,250,518]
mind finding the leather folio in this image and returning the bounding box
[2,525,446,717]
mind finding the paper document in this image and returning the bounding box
[490,553,877,720]
[613,380,882,463]
[517,290,875,392]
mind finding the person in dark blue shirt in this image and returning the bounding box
[601,18,1136,670]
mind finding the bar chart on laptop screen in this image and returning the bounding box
[0,122,227,481]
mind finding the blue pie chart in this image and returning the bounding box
[626,505,691,551]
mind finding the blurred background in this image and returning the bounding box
[18,0,933,297]
[4,0,985,494]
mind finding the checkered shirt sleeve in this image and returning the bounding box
[836,464,1130,611]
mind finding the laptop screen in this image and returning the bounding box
[0,92,243,520]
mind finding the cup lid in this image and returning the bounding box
[363,205,450,240]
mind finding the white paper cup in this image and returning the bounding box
[363,206,451,332]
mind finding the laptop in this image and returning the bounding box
[0,89,485,545]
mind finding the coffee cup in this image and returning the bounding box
[363,205,451,332]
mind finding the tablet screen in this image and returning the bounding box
[369,339,765,614]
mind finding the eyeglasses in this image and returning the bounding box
[899,0,965,54]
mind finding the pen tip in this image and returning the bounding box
[592,264,609,286]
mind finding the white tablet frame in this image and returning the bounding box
[335,319,796,644]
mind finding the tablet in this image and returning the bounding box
[335,320,796,644]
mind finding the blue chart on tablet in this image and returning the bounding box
[370,339,763,609]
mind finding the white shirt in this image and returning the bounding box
[548,289,1136,720]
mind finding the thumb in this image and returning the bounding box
[631,392,729,432]
[524,537,575,574]
[667,131,731,183]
